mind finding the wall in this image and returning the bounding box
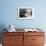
[0,0,46,30]
[0,0,46,43]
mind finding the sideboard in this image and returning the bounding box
[2,32,45,46]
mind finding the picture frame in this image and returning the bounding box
[18,7,34,19]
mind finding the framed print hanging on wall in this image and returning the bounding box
[18,7,34,19]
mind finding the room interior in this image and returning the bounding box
[0,0,46,46]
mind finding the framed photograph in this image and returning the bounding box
[18,7,34,19]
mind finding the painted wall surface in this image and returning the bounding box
[0,0,46,43]
[0,0,46,30]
